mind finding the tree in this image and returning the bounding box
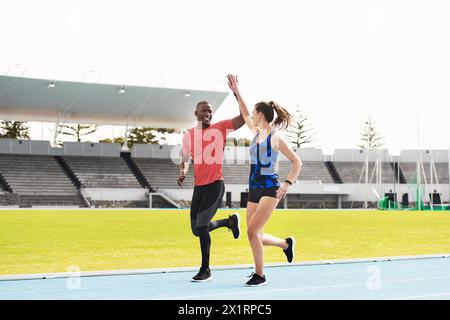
[237,138,251,147]
[226,137,237,146]
[60,124,97,142]
[0,121,30,139]
[99,137,126,145]
[226,137,251,147]
[285,107,313,149]
[126,127,175,148]
[359,116,384,150]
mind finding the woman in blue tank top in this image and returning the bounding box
[227,74,302,287]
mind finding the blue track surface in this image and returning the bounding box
[1,256,450,300]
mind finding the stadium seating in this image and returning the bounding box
[132,158,334,189]
[132,158,195,189]
[293,161,334,183]
[223,161,334,184]
[0,142,449,208]
[0,154,83,206]
[333,162,397,184]
[400,162,449,184]
[62,156,142,188]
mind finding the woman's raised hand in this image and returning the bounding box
[227,74,240,94]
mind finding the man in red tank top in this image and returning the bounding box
[178,100,245,282]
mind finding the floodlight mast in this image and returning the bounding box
[365,149,369,208]
[447,140,450,207]
[416,115,421,211]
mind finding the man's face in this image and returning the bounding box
[195,103,213,127]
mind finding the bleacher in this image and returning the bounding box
[223,161,334,184]
[62,156,142,188]
[0,139,449,208]
[400,162,449,184]
[294,161,334,183]
[0,154,83,206]
[133,158,195,189]
[333,162,397,184]
[133,157,334,188]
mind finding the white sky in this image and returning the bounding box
[1,0,450,154]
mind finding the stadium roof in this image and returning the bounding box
[0,75,229,128]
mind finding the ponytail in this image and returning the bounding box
[255,101,292,130]
[270,101,292,130]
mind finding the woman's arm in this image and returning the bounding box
[274,133,302,200]
[227,74,258,135]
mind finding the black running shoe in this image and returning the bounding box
[283,237,296,263]
[245,273,267,287]
[228,213,241,239]
[191,267,212,282]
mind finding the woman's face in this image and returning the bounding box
[252,106,263,126]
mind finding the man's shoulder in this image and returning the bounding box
[184,127,195,135]
[211,119,233,128]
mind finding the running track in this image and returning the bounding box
[1,254,450,300]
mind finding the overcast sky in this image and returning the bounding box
[1,0,449,154]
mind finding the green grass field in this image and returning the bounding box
[1,209,450,276]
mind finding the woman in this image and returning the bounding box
[227,74,302,287]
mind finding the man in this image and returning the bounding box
[178,100,245,282]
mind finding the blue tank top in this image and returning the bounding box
[249,131,280,189]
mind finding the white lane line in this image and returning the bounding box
[1,264,450,297]
[387,292,450,300]
[161,275,450,300]
[2,254,449,281]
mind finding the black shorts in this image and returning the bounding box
[190,180,225,235]
[248,187,279,203]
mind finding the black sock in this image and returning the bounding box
[197,226,211,268]
[208,219,229,232]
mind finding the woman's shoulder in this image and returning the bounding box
[270,130,285,150]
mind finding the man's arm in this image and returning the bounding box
[178,132,191,187]
[231,110,246,130]
[178,155,190,187]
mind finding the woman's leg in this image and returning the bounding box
[247,196,280,276]
[261,234,288,250]
[246,201,258,227]
[247,201,287,250]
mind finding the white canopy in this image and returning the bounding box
[0,75,229,128]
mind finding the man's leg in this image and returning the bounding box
[195,181,225,268]
[207,181,229,231]
[190,187,202,237]
[190,187,213,281]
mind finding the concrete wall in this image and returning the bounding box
[0,139,51,155]
[400,149,450,163]
[132,144,177,159]
[131,144,325,164]
[162,183,450,204]
[1,139,448,165]
[63,142,121,157]
[81,188,148,201]
[333,149,393,162]
[0,139,122,157]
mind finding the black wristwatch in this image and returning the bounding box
[285,179,293,185]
